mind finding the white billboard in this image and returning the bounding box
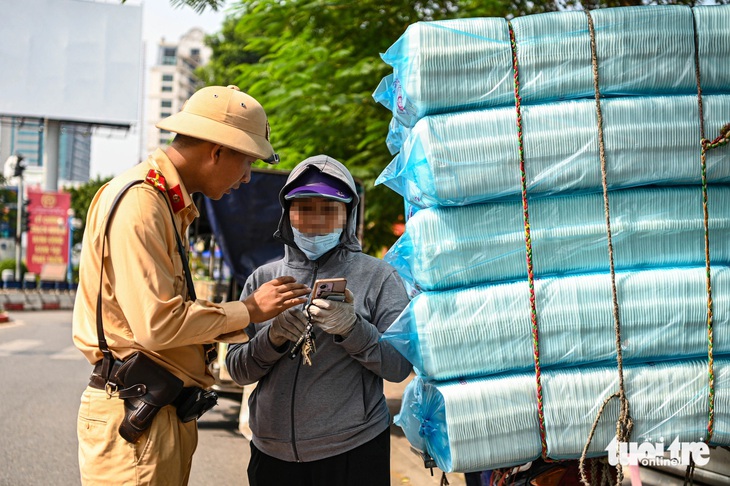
[0,0,143,126]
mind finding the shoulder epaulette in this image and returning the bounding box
[144,169,167,193]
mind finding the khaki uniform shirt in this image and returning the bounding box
[73,149,249,388]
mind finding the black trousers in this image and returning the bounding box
[248,427,391,486]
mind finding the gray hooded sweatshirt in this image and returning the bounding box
[226,155,412,463]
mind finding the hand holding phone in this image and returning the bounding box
[308,281,356,336]
[290,278,348,360]
[309,278,347,303]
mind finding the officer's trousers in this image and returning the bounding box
[77,386,198,485]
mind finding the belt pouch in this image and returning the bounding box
[115,352,184,443]
[175,387,218,422]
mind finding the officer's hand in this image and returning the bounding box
[309,289,357,337]
[268,308,308,348]
[243,276,310,324]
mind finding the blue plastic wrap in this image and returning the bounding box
[693,5,730,93]
[514,6,696,102]
[382,266,730,380]
[395,373,430,455]
[373,17,512,128]
[385,116,410,156]
[373,5,730,128]
[386,185,730,292]
[395,374,543,473]
[377,94,730,206]
[395,358,730,473]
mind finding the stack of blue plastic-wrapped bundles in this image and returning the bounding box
[374,5,730,474]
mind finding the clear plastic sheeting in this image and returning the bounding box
[386,117,410,156]
[379,5,730,476]
[373,5,730,128]
[396,358,730,473]
[377,95,730,207]
[373,18,513,128]
[382,266,730,380]
[386,185,730,292]
[396,374,543,474]
[694,5,730,93]
[515,7,696,102]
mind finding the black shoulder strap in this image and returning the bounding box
[159,189,198,303]
[96,179,199,375]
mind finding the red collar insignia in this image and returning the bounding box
[145,169,185,213]
[145,169,167,193]
[168,185,185,213]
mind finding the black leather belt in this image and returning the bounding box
[88,361,209,413]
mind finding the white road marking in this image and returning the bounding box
[0,339,43,357]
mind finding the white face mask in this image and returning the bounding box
[291,227,343,260]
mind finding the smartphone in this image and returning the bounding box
[310,278,347,302]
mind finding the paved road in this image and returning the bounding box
[0,310,464,486]
[0,311,254,486]
[0,311,87,485]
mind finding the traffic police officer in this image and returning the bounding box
[73,85,310,485]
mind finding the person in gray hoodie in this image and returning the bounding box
[226,154,412,486]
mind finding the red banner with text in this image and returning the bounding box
[26,191,71,276]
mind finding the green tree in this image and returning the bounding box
[65,177,112,246]
[0,178,18,239]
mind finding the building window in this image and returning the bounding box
[190,48,200,58]
[162,74,174,82]
[160,130,171,135]
[160,112,171,118]
[162,47,177,65]
[161,86,173,92]
[160,100,172,108]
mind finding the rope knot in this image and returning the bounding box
[720,123,730,139]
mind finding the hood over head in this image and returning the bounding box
[275,154,361,256]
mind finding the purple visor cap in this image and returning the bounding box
[285,169,353,203]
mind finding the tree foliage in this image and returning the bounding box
[199,0,722,254]
[0,182,18,238]
[64,177,111,246]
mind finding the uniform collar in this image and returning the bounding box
[146,149,199,222]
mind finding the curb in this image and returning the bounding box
[0,291,75,312]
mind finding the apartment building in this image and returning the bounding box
[145,28,212,156]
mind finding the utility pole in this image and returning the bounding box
[12,154,26,281]
[43,119,60,192]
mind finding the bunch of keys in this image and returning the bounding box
[290,278,346,365]
[290,315,317,366]
[301,325,317,366]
